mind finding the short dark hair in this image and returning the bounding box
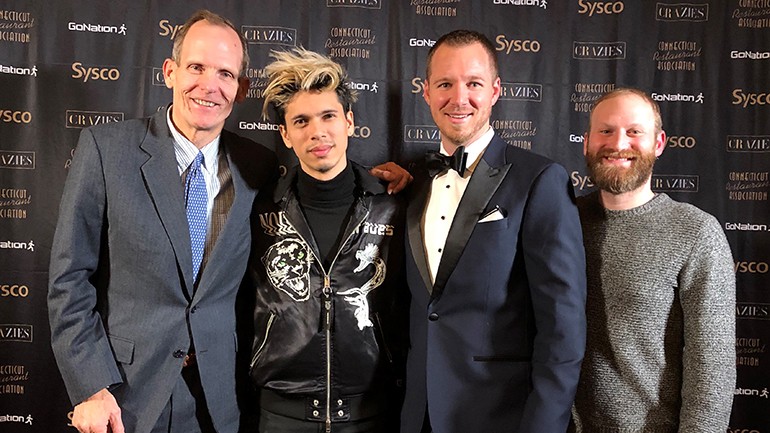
[172,9,249,76]
[426,29,499,80]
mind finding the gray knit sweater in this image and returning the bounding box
[571,192,736,433]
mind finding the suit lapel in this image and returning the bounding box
[431,137,511,300]
[406,171,434,295]
[139,113,195,295]
[193,135,256,300]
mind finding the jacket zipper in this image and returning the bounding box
[322,274,333,433]
[249,312,276,370]
[319,209,370,433]
[285,202,370,432]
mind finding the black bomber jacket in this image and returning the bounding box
[247,161,408,408]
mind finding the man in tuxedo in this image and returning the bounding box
[401,29,587,433]
[47,10,277,433]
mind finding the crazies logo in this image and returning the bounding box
[0,151,35,169]
[499,83,542,102]
[573,41,626,60]
[403,125,440,143]
[650,174,698,192]
[242,26,297,46]
[727,135,770,153]
[655,3,709,21]
[65,110,124,128]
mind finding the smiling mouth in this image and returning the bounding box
[193,98,216,108]
[447,113,470,118]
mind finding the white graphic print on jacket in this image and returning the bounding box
[260,212,386,329]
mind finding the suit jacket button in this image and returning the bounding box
[173,350,186,358]
[428,312,439,321]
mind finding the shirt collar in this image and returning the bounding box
[166,105,220,171]
[440,126,494,175]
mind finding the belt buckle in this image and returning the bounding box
[182,352,196,368]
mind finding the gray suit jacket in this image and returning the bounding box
[48,110,276,433]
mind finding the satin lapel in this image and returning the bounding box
[406,172,434,294]
[139,114,194,295]
[431,156,511,300]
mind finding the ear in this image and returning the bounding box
[162,58,176,90]
[583,133,589,156]
[654,130,667,158]
[490,76,502,106]
[346,111,355,136]
[235,77,249,103]
[279,124,292,149]
[422,79,430,105]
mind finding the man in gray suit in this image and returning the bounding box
[47,10,274,433]
[48,10,409,433]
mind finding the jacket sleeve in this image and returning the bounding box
[677,217,736,433]
[48,128,123,405]
[517,163,587,432]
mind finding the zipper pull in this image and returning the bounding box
[321,274,334,332]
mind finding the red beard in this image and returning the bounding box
[585,148,656,194]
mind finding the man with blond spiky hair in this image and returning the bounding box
[246,47,408,433]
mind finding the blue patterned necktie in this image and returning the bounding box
[185,151,207,282]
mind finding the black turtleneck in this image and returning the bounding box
[296,162,356,268]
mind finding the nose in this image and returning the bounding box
[607,130,631,150]
[450,84,469,106]
[196,70,217,92]
[308,118,326,139]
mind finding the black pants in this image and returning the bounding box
[258,408,386,433]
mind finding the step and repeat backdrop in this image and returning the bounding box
[1,0,768,431]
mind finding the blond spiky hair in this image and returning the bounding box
[261,47,358,123]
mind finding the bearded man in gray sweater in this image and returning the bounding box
[570,88,736,432]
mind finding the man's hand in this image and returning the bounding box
[370,161,413,194]
[71,388,124,433]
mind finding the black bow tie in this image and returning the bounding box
[425,147,468,177]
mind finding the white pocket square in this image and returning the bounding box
[478,209,505,223]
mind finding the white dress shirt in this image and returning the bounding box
[167,106,221,231]
[423,127,495,283]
